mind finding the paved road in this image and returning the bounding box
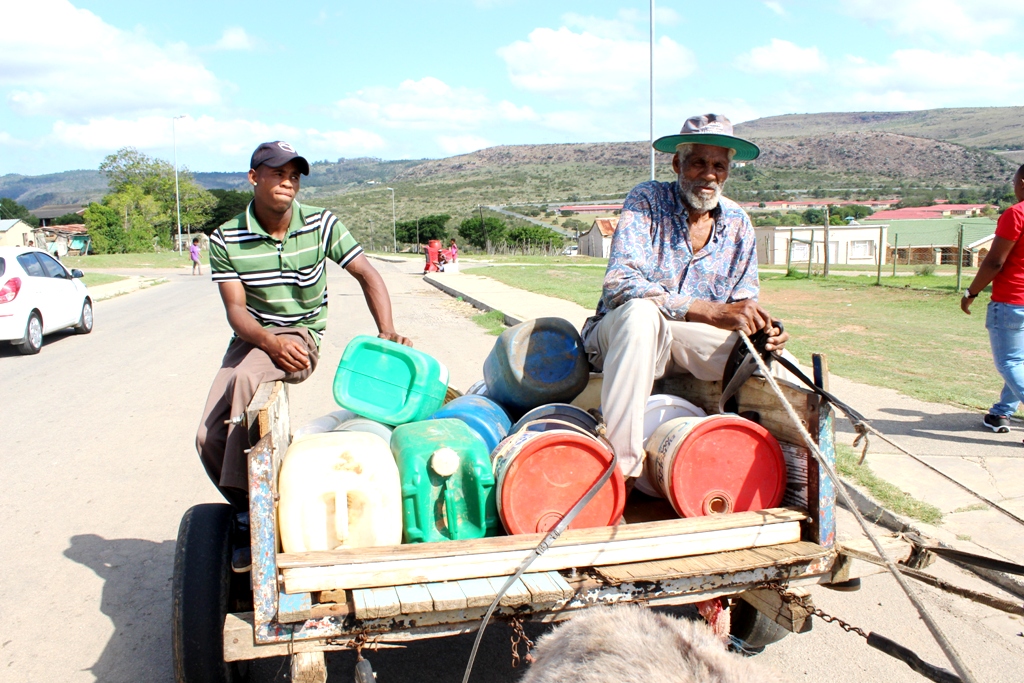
[1,260,1021,682]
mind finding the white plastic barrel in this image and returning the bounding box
[635,395,706,497]
[292,409,357,440]
[278,431,403,552]
[335,416,395,447]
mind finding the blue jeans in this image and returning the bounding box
[986,301,1024,417]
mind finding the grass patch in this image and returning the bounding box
[952,503,989,513]
[472,309,507,336]
[64,252,206,269]
[80,273,127,288]
[470,265,606,310]
[836,444,943,524]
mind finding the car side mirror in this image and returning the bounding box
[71,269,84,278]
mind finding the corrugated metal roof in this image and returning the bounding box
[0,218,30,233]
[592,217,618,237]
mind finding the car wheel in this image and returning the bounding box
[17,312,43,355]
[75,300,94,334]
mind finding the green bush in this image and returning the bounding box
[914,264,936,276]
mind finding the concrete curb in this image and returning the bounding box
[422,274,525,327]
[90,276,168,302]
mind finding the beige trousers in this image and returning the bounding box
[582,298,797,478]
[195,327,319,507]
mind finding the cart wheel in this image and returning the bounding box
[172,503,242,683]
[355,658,376,683]
[730,598,791,653]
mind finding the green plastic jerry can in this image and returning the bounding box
[333,335,449,425]
[390,419,500,543]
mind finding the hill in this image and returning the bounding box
[735,107,1024,151]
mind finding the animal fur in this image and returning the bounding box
[518,604,785,683]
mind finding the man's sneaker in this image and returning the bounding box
[983,414,1010,433]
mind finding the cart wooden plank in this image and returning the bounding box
[394,584,434,614]
[282,518,803,593]
[520,572,564,606]
[426,582,468,611]
[457,578,498,608]
[352,586,401,620]
[487,576,532,607]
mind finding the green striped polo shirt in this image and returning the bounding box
[209,201,362,345]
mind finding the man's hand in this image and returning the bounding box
[961,295,975,315]
[764,320,788,352]
[379,331,413,347]
[266,334,311,372]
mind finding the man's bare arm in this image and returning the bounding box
[344,254,412,346]
[217,281,310,372]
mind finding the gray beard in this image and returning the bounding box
[678,176,723,212]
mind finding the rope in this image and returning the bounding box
[460,417,618,683]
[738,331,979,683]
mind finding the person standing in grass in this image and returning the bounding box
[962,164,1024,434]
[189,237,202,276]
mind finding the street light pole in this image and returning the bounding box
[649,0,655,181]
[386,187,397,253]
[172,115,186,254]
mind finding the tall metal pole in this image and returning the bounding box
[173,115,185,253]
[416,217,420,254]
[386,187,396,252]
[956,223,964,291]
[823,205,830,278]
[479,205,490,254]
[892,234,898,277]
[649,0,655,181]
[876,225,884,286]
[808,228,815,278]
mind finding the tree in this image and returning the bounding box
[802,208,824,225]
[506,225,563,252]
[395,214,450,243]
[201,189,253,232]
[100,147,173,194]
[51,212,85,225]
[458,216,507,250]
[0,197,38,226]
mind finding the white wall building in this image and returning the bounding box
[755,223,889,266]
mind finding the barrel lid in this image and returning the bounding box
[497,431,625,534]
[642,394,706,445]
[666,415,786,517]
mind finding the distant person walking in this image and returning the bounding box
[962,163,1024,434]
[189,237,202,275]
[448,238,458,262]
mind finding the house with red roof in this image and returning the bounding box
[868,204,992,221]
[579,217,617,257]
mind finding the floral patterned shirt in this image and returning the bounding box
[581,180,759,339]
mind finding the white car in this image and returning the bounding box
[0,246,93,354]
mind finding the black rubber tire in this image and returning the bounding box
[730,598,791,653]
[17,312,42,355]
[75,299,93,334]
[172,503,240,683]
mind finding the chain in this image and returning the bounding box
[764,582,868,640]
[508,617,535,668]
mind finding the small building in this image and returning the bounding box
[0,219,35,247]
[579,217,617,258]
[755,223,889,266]
[28,204,87,227]
[868,204,993,221]
[862,217,997,266]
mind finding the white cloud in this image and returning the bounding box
[0,0,222,119]
[213,27,255,51]
[498,27,696,105]
[436,135,492,155]
[48,114,384,158]
[561,7,680,41]
[840,0,1024,41]
[736,39,827,75]
[334,77,537,131]
[840,49,1024,109]
[764,1,785,15]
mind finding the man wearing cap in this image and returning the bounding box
[581,114,791,482]
[196,141,410,512]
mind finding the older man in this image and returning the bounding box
[581,114,790,482]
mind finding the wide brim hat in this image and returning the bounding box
[652,113,760,161]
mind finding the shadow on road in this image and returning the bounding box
[835,405,1024,453]
[64,534,175,683]
[0,329,79,358]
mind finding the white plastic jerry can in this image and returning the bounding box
[278,431,403,552]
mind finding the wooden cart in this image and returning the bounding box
[172,365,908,682]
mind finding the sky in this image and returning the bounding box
[2,0,1024,176]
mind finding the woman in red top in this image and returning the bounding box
[962,164,1024,433]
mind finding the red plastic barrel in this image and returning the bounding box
[491,429,625,534]
[645,415,786,518]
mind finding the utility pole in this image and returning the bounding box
[876,225,884,286]
[649,0,656,181]
[808,228,815,278]
[172,115,186,254]
[416,217,420,254]
[956,223,964,291]
[822,205,831,278]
